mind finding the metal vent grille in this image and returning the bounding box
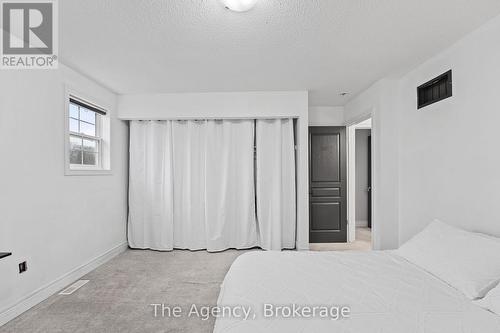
[59,280,89,295]
[417,70,452,109]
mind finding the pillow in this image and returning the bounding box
[396,220,500,299]
[475,283,500,315]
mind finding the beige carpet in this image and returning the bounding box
[0,249,249,333]
[2,230,372,333]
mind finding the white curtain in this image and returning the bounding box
[256,119,296,250]
[204,120,258,250]
[171,121,207,250]
[128,121,174,250]
[128,119,258,252]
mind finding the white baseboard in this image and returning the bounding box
[0,242,128,327]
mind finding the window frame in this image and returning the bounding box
[64,87,112,176]
[69,105,102,169]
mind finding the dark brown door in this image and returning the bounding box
[309,126,347,243]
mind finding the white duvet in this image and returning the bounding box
[214,251,500,333]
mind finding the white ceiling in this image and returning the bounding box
[60,0,500,106]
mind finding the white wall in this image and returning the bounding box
[119,91,307,120]
[396,14,500,242]
[345,79,400,250]
[309,106,344,126]
[118,91,310,250]
[0,64,129,325]
[345,13,500,248]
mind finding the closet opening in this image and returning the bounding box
[127,117,299,252]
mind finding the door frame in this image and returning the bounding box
[346,113,373,244]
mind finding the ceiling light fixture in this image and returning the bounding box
[221,0,258,12]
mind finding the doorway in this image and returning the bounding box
[347,117,372,250]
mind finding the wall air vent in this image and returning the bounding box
[417,70,452,109]
[59,280,89,295]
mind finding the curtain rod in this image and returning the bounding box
[122,116,299,121]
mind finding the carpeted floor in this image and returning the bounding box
[2,234,373,333]
[0,249,250,333]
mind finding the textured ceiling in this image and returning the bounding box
[60,0,500,105]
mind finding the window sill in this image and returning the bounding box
[65,168,112,176]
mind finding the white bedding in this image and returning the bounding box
[214,251,500,333]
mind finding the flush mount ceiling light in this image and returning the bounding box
[221,0,258,12]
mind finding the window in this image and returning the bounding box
[66,94,110,174]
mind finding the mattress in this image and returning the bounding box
[214,251,500,333]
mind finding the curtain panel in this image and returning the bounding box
[128,119,295,252]
[256,119,296,250]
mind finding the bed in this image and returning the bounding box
[214,250,500,333]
